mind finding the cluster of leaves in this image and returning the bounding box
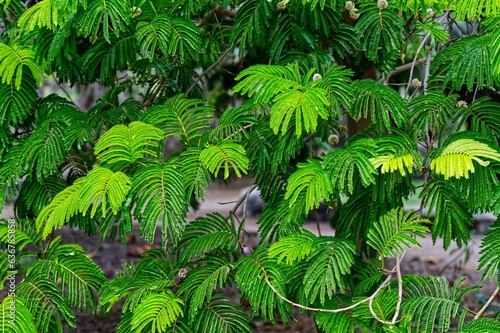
[2,0,500,332]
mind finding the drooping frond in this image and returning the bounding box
[17,0,76,32]
[130,160,188,245]
[315,296,372,333]
[141,94,213,147]
[454,97,500,138]
[28,236,106,313]
[0,74,37,130]
[285,158,334,212]
[452,0,500,20]
[478,219,500,281]
[235,246,293,323]
[177,257,233,322]
[430,136,500,180]
[209,106,257,142]
[176,148,211,201]
[191,294,252,333]
[16,276,76,332]
[323,138,378,194]
[37,168,131,238]
[130,291,184,333]
[94,121,163,170]
[231,0,274,56]
[0,218,42,251]
[0,297,38,333]
[355,3,405,72]
[458,318,500,333]
[431,35,493,92]
[0,42,44,88]
[257,195,306,243]
[401,275,480,333]
[269,230,356,304]
[15,176,67,217]
[177,213,239,266]
[315,65,353,119]
[351,80,408,132]
[415,20,449,44]
[135,14,201,62]
[370,130,422,176]
[409,91,459,137]
[232,64,303,104]
[81,31,137,86]
[76,0,131,42]
[367,208,429,260]
[234,64,331,136]
[199,142,249,179]
[422,179,472,249]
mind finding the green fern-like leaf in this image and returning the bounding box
[454,97,500,138]
[355,3,405,71]
[15,176,67,217]
[141,94,213,147]
[350,80,409,132]
[0,297,38,333]
[231,0,274,56]
[28,236,106,313]
[177,258,232,323]
[192,294,252,333]
[131,160,188,245]
[76,0,131,42]
[16,276,76,332]
[0,218,42,251]
[459,318,500,332]
[135,14,201,62]
[285,158,334,212]
[177,213,239,266]
[0,43,44,89]
[269,230,356,304]
[200,142,249,179]
[431,35,493,92]
[452,0,500,20]
[423,178,472,249]
[401,275,480,333]
[235,246,293,323]
[37,168,131,238]
[367,208,429,260]
[323,138,378,194]
[130,291,184,333]
[430,138,500,180]
[478,219,500,281]
[409,91,459,136]
[94,121,164,170]
[0,74,37,129]
[370,130,422,177]
[315,296,372,333]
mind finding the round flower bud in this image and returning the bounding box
[426,7,434,17]
[345,1,354,11]
[131,6,142,18]
[328,134,340,145]
[277,0,287,11]
[378,0,388,10]
[338,124,348,133]
[349,9,360,20]
[411,78,422,88]
[457,100,468,108]
[313,73,322,81]
[178,268,188,279]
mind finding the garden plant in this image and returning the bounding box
[2,0,500,332]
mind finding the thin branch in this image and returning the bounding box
[262,262,398,315]
[186,47,233,95]
[392,253,403,323]
[226,185,257,220]
[380,58,428,84]
[474,286,500,319]
[143,77,166,107]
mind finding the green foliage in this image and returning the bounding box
[367,208,430,260]
[2,0,500,332]
[401,276,480,333]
